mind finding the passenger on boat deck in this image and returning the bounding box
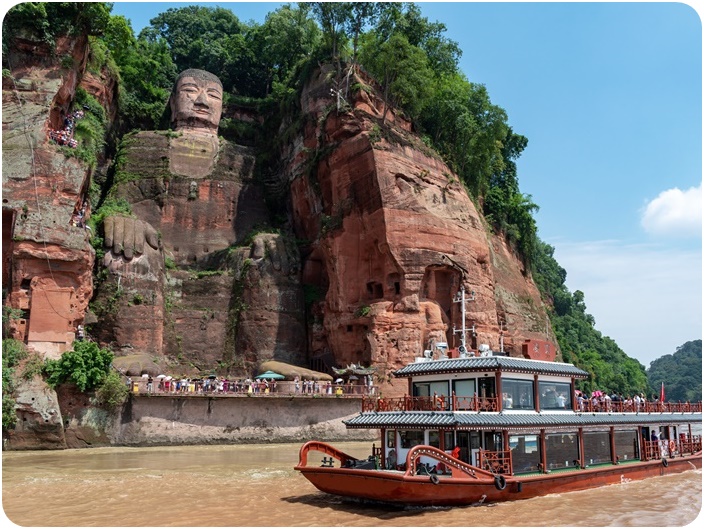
[502,393,513,408]
[557,393,566,408]
[651,430,659,442]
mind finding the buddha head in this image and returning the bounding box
[169,69,223,134]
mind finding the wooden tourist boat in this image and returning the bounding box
[295,353,702,506]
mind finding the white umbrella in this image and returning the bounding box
[165,376,172,380]
[141,374,149,378]
[335,378,343,383]
[156,374,166,379]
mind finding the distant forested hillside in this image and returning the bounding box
[646,340,702,403]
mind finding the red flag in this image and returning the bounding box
[660,382,665,402]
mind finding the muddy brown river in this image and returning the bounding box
[2,441,701,526]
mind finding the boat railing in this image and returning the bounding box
[578,400,702,413]
[362,394,499,412]
[404,444,493,479]
[453,395,499,411]
[296,440,358,468]
[478,448,512,475]
[643,435,703,461]
[362,394,701,414]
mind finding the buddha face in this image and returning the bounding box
[170,71,223,134]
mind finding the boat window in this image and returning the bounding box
[444,431,455,449]
[614,430,638,462]
[478,377,496,399]
[539,381,572,410]
[413,380,449,398]
[470,431,481,450]
[452,378,475,397]
[583,431,611,466]
[545,432,580,470]
[502,378,534,410]
[400,430,424,449]
[509,434,540,473]
[452,379,476,410]
[386,430,395,448]
[428,430,440,448]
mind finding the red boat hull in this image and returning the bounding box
[296,455,702,506]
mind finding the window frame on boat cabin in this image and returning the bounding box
[411,373,498,404]
[502,377,534,410]
[538,376,573,411]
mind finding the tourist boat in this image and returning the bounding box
[295,348,702,506]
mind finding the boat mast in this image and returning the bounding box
[453,286,475,356]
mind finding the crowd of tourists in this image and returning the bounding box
[126,374,374,397]
[47,109,84,148]
[577,390,666,412]
[70,200,88,228]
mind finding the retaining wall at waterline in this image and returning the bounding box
[113,394,378,446]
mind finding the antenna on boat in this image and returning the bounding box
[499,320,505,354]
[453,286,475,356]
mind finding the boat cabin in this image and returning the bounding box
[349,355,702,476]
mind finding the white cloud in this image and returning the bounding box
[641,184,702,237]
[551,239,702,368]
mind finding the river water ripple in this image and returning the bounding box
[2,442,702,527]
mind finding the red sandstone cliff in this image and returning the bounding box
[284,66,552,395]
[2,35,116,360]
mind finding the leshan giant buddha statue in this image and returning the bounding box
[96,69,305,372]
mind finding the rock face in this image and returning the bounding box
[7,377,66,450]
[283,66,551,395]
[2,35,109,358]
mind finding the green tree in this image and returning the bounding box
[359,32,433,123]
[310,2,352,67]
[247,4,321,96]
[94,371,129,411]
[142,5,244,92]
[2,339,27,430]
[44,341,114,392]
[345,2,381,64]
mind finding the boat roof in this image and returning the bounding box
[343,411,702,430]
[393,355,590,379]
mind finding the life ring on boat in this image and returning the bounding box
[494,475,507,491]
[661,457,668,467]
[669,440,676,452]
[429,473,440,485]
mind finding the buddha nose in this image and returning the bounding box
[195,91,209,106]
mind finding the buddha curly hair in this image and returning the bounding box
[171,69,223,94]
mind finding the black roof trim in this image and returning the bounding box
[393,356,590,378]
[343,411,701,429]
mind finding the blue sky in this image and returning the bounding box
[109,1,702,368]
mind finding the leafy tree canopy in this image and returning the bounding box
[44,341,114,392]
[646,340,702,403]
